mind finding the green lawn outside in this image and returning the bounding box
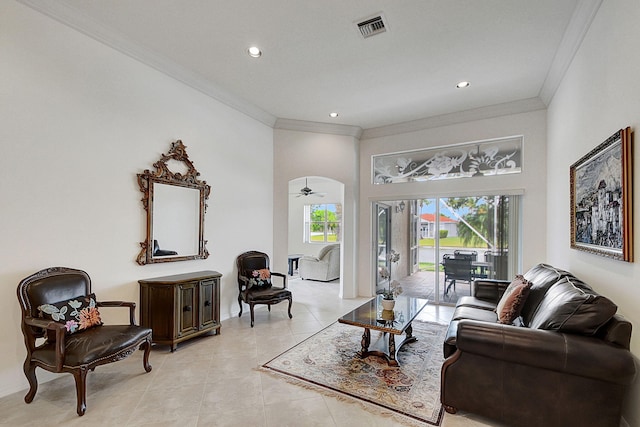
[420,237,466,247]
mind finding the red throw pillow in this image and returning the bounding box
[496,275,531,324]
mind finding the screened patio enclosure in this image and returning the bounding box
[374,195,519,305]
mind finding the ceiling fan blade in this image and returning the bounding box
[290,178,326,197]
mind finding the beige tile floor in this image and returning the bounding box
[0,279,503,427]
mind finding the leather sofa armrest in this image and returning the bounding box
[472,279,510,302]
[455,320,636,385]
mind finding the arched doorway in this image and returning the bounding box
[288,176,344,293]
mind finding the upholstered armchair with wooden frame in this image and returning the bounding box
[236,251,293,327]
[17,267,152,416]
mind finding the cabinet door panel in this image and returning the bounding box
[200,279,215,328]
[141,284,175,342]
[178,282,198,337]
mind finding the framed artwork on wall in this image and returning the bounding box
[570,127,633,262]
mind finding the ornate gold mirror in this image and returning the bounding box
[137,140,210,265]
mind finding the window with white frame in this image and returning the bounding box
[304,203,341,243]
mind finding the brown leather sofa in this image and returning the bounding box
[441,263,636,427]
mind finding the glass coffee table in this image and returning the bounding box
[338,295,429,366]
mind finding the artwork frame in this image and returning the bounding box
[570,127,633,262]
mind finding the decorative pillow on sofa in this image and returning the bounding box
[37,293,102,334]
[527,277,617,334]
[495,275,531,324]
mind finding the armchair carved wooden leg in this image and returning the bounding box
[287,297,293,319]
[238,296,243,317]
[73,366,89,416]
[22,361,38,404]
[141,338,152,372]
[250,303,255,327]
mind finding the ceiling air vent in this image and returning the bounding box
[357,15,387,38]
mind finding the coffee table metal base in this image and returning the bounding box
[357,323,416,367]
[338,295,428,367]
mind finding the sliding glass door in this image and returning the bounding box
[374,203,391,295]
[374,194,519,305]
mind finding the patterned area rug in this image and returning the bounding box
[262,320,447,426]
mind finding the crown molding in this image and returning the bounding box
[539,0,603,105]
[360,97,546,140]
[274,118,363,138]
[18,0,594,137]
[17,0,277,127]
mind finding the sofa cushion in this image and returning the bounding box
[456,296,497,311]
[496,275,531,324]
[528,277,617,335]
[521,263,577,325]
[452,305,499,323]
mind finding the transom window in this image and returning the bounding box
[304,204,341,243]
[372,135,523,184]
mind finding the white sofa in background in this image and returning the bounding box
[299,244,340,282]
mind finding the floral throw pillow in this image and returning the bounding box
[37,293,103,334]
[249,268,271,288]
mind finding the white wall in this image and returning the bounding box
[359,110,548,297]
[274,129,359,298]
[0,1,273,397]
[546,1,640,425]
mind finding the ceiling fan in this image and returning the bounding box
[292,178,326,197]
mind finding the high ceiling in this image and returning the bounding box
[22,0,594,132]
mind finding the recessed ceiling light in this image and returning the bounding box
[247,46,262,58]
[456,81,470,89]
[329,112,339,118]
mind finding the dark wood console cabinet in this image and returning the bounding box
[139,270,221,351]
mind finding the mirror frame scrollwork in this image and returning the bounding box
[137,140,210,265]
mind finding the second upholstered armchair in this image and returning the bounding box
[299,244,340,282]
[236,251,293,327]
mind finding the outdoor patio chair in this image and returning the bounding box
[442,254,474,296]
[453,250,478,261]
